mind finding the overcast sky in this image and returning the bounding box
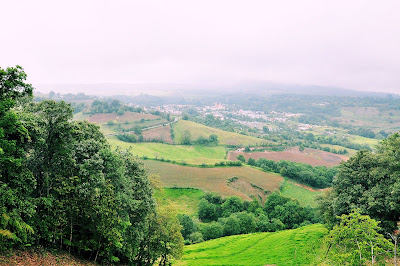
[2,0,400,93]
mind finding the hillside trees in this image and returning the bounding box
[319,133,400,233]
[0,66,35,249]
[0,66,183,264]
[322,210,392,265]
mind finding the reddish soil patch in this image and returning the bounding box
[228,147,348,167]
[142,125,174,144]
[87,112,159,124]
[0,249,95,266]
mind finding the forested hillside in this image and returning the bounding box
[0,66,183,264]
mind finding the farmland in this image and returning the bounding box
[177,224,327,265]
[154,188,205,217]
[173,120,270,146]
[142,124,174,144]
[228,147,348,167]
[280,180,324,207]
[144,160,284,202]
[107,136,226,164]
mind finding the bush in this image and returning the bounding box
[200,222,223,240]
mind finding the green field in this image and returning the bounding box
[173,120,270,146]
[177,224,327,265]
[320,144,358,157]
[107,136,227,164]
[349,134,380,147]
[145,160,284,201]
[280,180,324,208]
[154,188,206,217]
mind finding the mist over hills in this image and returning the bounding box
[35,81,395,102]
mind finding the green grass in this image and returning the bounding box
[177,224,327,265]
[154,188,206,217]
[349,135,379,147]
[320,144,357,157]
[280,180,324,208]
[173,120,270,146]
[107,136,227,165]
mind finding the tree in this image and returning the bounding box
[181,130,191,145]
[0,66,35,250]
[319,134,400,233]
[209,134,218,145]
[247,157,256,166]
[145,205,184,266]
[322,210,392,265]
[236,154,246,163]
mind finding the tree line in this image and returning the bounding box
[178,192,318,244]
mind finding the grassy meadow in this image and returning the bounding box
[144,160,284,201]
[280,180,324,207]
[154,188,206,217]
[173,120,270,146]
[107,136,227,164]
[177,224,327,265]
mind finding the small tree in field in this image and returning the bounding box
[236,154,246,163]
[323,210,393,265]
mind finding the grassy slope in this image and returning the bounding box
[145,160,284,201]
[173,120,270,146]
[107,136,226,164]
[154,188,205,217]
[280,180,323,208]
[177,224,327,266]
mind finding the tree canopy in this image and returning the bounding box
[319,133,400,233]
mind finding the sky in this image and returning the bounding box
[2,0,400,93]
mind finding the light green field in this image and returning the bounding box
[177,224,327,265]
[280,181,324,208]
[349,135,379,147]
[107,136,226,164]
[173,120,270,146]
[154,188,205,217]
[320,144,358,157]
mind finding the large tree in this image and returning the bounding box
[0,66,35,249]
[319,133,400,233]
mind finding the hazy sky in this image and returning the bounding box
[2,0,400,93]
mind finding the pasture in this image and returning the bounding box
[228,147,348,167]
[154,188,205,217]
[173,120,270,146]
[280,180,324,207]
[177,224,327,265]
[107,137,227,164]
[144,160,284,202]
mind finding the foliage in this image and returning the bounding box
[319,133,400,233]
[322,210,393,265]
[254,158,337,188]
[0,67,180,264]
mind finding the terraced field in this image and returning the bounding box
[144,160,284,202]
[107,137,227,164]
[173,120,270,146]
[177,224,327,265]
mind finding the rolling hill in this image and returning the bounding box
[173,120,270,146]
[177,224,327,265]
[145,160,284,202]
